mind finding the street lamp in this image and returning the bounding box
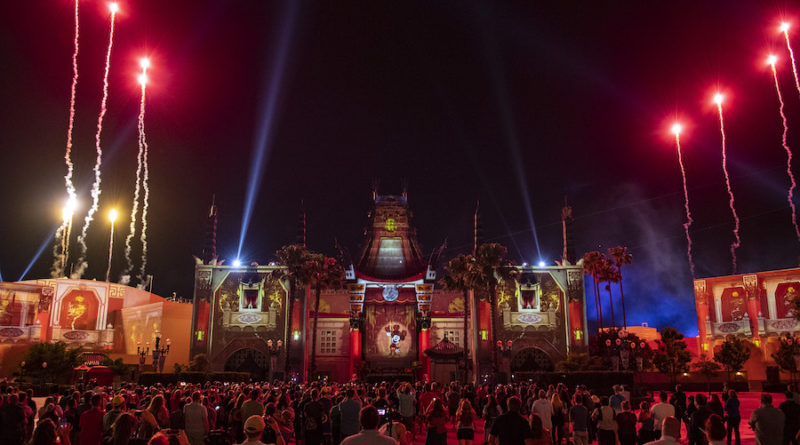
[152,336,170,373]
[137,342,150,372]
[106,209,118,282]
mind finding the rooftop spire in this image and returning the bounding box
[201,194,218,264]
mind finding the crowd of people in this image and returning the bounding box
[0,378,798,445]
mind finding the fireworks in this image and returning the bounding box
[136,58,151,287]
[122,59,151,284]
[137,58,151,287]
[52,0,81,278]
[767,55,800,241]
[74,2,118,278]
[780,22,800,97]
[714,93,741,273]
[672,123,696,278]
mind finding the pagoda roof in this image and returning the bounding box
[423,335,464,360]
[355,193,427,280]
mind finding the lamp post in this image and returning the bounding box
[152,336,170,373]
[496,340,513,382]
[137,342,150,372]
[266,339,284,381]
[105,209,118,282]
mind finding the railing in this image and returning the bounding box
[705,316,752,338]
[502,308,557,329]
[50,326,114,346]
[0,325,42,343]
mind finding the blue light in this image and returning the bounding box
[538,261,546,268]
[232,259,242,268]
[19,227,59,281]
[236,2,299,259]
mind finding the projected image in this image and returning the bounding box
[364,304,415,361]
[59,290,99,330]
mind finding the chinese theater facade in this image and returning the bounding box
[192,192,588,383]
[695,267,800,382]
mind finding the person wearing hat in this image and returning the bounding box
[239,414,284,445]
[103,395,125,431]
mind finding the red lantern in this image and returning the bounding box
[605,339,612,347]
[496,340,503,348]
[615,339,622,346]
[506,340,513,347]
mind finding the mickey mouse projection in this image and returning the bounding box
[385,324,407,355]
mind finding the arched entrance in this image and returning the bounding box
[224,348,268,380]
[511,347,555,374]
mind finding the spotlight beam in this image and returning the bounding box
[237,3,299,259]
[20,227,60,281]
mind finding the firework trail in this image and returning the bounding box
[672,123,696,278]
[51,200,76,278]
[122,63,150,284]
[714,94,741,273]
[768,55,800,240]
[52,0,80,277]
[74,3,118,278]
[781,23,800,98]
[137,63,150,287]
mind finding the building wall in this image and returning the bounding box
[694,268,800,384]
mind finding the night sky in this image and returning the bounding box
[2,1,800,336]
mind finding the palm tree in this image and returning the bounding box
[582,251,604,329]
[441,254,474,382]
[608,246,632,329]
[307,254,345,375]
[599,258,619,327]
[472,243,517,376]
[275,244,313,378]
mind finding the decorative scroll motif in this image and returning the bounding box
[416,284,433,318]
[567,269,583,302]
[517,313,543,324]
[743,274,758,300]
[717,323,741,333]
[348,284,366,331]
[237,313,262,325]
[771,319,797,330]
[195,269,212,303]
[0,328,23,338]
[694,280,707,303]
[63,330,90,340]
[109,285,127,299]
[39,286,54,312]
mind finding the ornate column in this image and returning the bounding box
[347,284,365,380]
[416,284,433,381]
[743,274,761,340]
[418,321,431,380]
[567,269,586,347]
[694,280,710,353]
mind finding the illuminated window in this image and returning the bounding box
[444,330,461,347]
[319,330,337,355]
[479,330,488,341]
